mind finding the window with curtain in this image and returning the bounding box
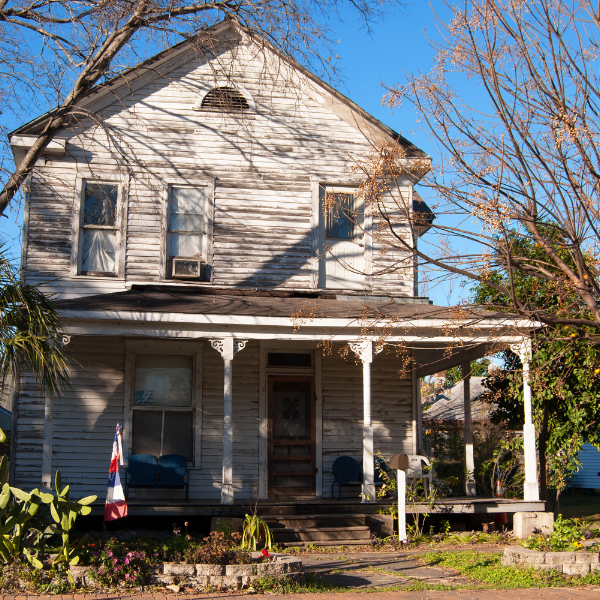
[132,354,194,460]
[168,187,206,258]
[80,182,119,274]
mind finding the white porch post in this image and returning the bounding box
[350,341,382,503]
[463,361,476,497]
[41,393,53,490]
[516,338,540,501]
[211,338,247,505]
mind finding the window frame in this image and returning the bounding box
[124,340,204,468]
[71,173,127,278]
[160,179,214,281]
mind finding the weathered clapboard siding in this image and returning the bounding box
[321,345,412,498]
[21,36,415,298]
[48,337,125,496]
[13,373,45,490]
[199,341,260,500]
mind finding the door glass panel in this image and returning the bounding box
[272,381,311,440]
[325,192,354,239]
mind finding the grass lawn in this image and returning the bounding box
[548,491,600,521]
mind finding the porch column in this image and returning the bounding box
[41,393,53,490]
[350,340,382,503]
[515,338,539,501]
[41,334,70,490]
[210,338,248,505]
[463,361,476,497]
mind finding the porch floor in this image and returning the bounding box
[90,497,546,517]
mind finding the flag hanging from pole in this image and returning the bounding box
[105,423,128,521]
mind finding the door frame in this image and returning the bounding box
[267,375,316,498]
[258,342,322,499]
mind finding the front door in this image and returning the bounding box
[319,187,365,290]
[268,376,316,498]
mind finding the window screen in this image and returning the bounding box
[325,192,355,240]
[169,187,205,258]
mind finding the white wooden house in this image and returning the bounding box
[8,20,543,521]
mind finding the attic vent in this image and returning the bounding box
[201,87,249,112]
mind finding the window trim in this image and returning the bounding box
[71,172,127,277]
[124,340,204,468]
[160,178,214,281]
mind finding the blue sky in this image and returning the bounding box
[0,2,457,303]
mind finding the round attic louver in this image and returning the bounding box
[201,86,249,112]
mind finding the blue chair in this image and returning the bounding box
[125,454,158,498]
[158,454,189,499]
[332,456,362,500]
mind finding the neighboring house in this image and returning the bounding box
[569,444,600,489]
[8,20,538,510]
[423,377,493,423]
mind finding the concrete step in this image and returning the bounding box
[279,538,376,547]
[264,514,366,528]
[257,503,389,516]
[271,525,371,542]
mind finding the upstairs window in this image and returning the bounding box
[201,87,249,112]
[168,187,206,258]
[79,181,120,275]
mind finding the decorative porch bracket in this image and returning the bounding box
[210,338,248,505]
[350,340,383,503]
[463,361,476,497]
[511,338,540,502]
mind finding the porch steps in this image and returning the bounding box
[263,513,373,546]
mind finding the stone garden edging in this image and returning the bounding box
[502,545,599,575]
[70,553,302,591]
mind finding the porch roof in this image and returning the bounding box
[57,286,534,375]
[59,285,447,319]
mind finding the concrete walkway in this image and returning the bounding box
[301,552,466,588]
[2,590,600,599]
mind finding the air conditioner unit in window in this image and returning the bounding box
[172,258,204,280]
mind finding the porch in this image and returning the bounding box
[19,286,543,523]
[90,496,546,517]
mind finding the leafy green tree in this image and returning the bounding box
[0,250,70,397]
[473,231,600,511]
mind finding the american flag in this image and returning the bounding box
[104,423,128,521]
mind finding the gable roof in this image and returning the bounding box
[10,19,428,158]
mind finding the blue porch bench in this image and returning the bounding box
[124,454,189,499]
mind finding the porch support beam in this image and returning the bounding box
[515,338,539,501]
[463,361,476,497]
[350,341,382,503]
[210,338,248,505]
